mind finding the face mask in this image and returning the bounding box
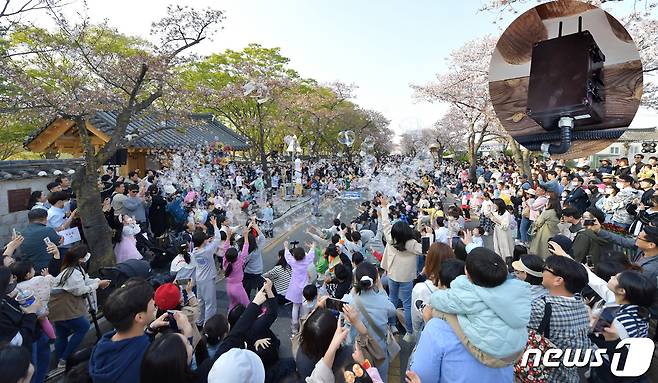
[616,182,624,189]
[571,181,579,187]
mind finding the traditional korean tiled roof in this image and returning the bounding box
[618,127,658,142]
[0,159,84,180]
[25,112,249,150]
[90,112,249,150]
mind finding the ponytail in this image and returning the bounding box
[224,247,239,278]
[353,262,378,295]
[178,243,191,264]
[359,276,373,289]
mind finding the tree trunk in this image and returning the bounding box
[74,156,114,273]
[256,105,271,190]
[506,136,532,177]
[259,139,271,189]
[467,147,477,183]
[72,117,115,273]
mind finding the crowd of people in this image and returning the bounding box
[1,150,658,383]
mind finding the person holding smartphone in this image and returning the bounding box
[17,209,63,272]
[549,241,655,382]
[571,207,610,266]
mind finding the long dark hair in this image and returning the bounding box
[493,198,506,215]
[545,192,560,213]
[276,249,291,270]
[0,344,32,383]
[353,262,378,295]
[58,244,88,286]
[224,247,238,278]
[236,232,258,254]
[140,332,197,383]
[390,221,418,252]
[616,271,657,309]
[27,191,43,209]
[179,243,191,264]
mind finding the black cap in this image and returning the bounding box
[549,235,573,255]
[640,178,656,185]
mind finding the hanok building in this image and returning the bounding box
[24,112,250,175]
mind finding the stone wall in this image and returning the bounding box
[0,178,51,245]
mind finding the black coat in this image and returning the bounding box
[195,302,262,383]
[0,296,38,352]
[149,195,168,237]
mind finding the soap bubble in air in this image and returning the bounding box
[337,130,355,147]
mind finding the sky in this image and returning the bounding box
[26,0,658,136]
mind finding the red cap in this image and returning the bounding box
[154,283,181,310]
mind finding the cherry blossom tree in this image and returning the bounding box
[1,4,224,270]
[412,36,503,181]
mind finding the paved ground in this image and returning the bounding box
[215,194,365,360]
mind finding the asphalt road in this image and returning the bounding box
[214,195,366,360]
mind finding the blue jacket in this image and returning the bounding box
[430,275,531,358]
[166,197,187,224]
[89,331,150,383]
[410,318,513,383]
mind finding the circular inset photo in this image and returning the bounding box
[488,0,643,159]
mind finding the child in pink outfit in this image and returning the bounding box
[223,227,251,312]
[13,261,57,339]
[284,241,316,334]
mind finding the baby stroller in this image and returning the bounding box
[134,231,172,270]
[96,259,153,310]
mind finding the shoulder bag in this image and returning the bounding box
[354,294,401,361]
[513,297,556,383]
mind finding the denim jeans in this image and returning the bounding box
[416,255,425,275]
[54,316,90,361]
[519,217,531,243]
[387,279,413,334]
[31,332,51,383]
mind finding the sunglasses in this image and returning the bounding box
[543,267,562,278]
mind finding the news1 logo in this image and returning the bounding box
[521,338,655,377]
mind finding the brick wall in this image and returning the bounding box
[0,178,52,245]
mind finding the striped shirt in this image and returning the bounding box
[615,304,649,338]
[262,265,292,296]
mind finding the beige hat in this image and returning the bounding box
[512,259,543,278]
[525,188,536,196]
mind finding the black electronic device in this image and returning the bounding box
[527,17,606,130]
